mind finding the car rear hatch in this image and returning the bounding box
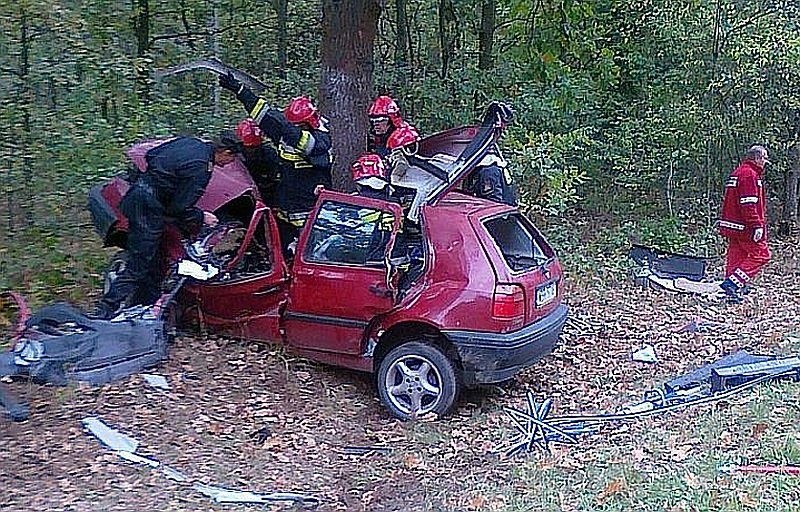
[387,102,511,222]
[472,209,562,328]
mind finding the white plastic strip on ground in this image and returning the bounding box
[82,416,319,507]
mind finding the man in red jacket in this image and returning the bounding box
[718,145,771,303]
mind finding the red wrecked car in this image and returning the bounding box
[88,104,568,419]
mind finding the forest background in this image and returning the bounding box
[1,0,799,300]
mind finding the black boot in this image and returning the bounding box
[719,278,743,304]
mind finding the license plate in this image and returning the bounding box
[535,281,557,308]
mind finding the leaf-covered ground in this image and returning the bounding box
[1,240,799,511]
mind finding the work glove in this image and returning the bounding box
[496,102,514,123]
[219,72,243,95]
[484,101,514,127]
[752,226,764,243]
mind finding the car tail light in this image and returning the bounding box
[492,283,525,321]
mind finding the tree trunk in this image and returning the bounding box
[274,0,288,78]
[437,0,457,80]
[783,143,800,236]
[132,0,150,101]
[19,9,33,228]
[319,0,381,192]
[478,0,495,70]
[212,1,220,115]
[395,0,409,70]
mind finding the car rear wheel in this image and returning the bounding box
[103,250,129,295]
[376,341,460,421]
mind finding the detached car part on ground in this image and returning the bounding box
[88,103,569,420]
[0,234,225,411]
[499,350,800,455]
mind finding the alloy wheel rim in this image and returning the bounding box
[384,354,443,416]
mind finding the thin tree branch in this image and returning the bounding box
[149,19,273,44]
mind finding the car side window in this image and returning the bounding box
[303,201,395,267]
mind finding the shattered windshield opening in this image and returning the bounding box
[484,213,552,271]
[211,220,272,281]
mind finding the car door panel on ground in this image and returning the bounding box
[286,192,403,355]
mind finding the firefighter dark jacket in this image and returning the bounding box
[142,137,214,227]
[235,88,333,225]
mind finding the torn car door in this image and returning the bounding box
[196,206,287,343]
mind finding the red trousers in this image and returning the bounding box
[725,237,771,286]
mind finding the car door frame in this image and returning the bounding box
[283,190,403,363]
[196,203,288,343]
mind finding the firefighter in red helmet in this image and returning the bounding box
[351,153,398,202]
[367,95,417,157]
[235,118,281,207]
[220,73,333,255]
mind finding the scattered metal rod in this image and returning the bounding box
[1,291,30,342]
[499,368,798,456]
[83,416,321,508]
[547,369,797,426]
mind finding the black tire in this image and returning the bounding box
[103,250,129,295]
[26,303,92,329]
[376,341,460,421]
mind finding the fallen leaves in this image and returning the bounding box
[738,492,758,508]
[751,422,768,439]
[669,445,692,462]
[683,471,702,489]
[596,478,625,503]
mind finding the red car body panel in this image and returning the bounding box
[96,139,258,244]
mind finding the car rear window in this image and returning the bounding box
[484,213,554,271]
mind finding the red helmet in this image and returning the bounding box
[368,95,402,126]
[235,118,263,147]
[351,153,387,181]
[386,123,420,150]
[284,96,320,129]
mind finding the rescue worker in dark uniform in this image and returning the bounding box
[463,148,518,206]
[219,73,333,255]
[367,95,417,158]
[95,133,241,319]
[235,118,281,206]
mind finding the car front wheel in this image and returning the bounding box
[376,341,460,421]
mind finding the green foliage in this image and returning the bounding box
[505,128,590,216]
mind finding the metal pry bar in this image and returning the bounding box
[152,58,267,94]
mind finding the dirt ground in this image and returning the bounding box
[1,240,799,512]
